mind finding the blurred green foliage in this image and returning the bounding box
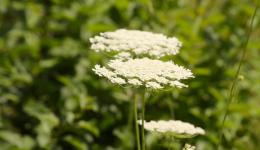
[0,0,259,149]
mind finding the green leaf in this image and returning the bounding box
[77,121,99,137]
[0,131,35,149]
[63,135,88,150]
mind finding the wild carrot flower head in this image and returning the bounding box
[89,29,182,58]
[92,58,193,89]
[138,120,205,138]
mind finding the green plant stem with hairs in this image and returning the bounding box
[218,2,258,149]
[141,90,146,150]
[134,92,141,150]
[127,89,134,129]
[133,89,147,150]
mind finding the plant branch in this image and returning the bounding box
[141,89,146,150]
[134,92,141,150]
[218,2,258,149]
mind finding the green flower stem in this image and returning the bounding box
[218,2,258,149]
[127,90,134,129]
[134,93,141,150]
[141,90,146,150]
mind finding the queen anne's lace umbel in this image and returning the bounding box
[138,120,205,138]
[90,29,182,58]
[92,58,193,89]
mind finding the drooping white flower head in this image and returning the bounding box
[92,58,193,89]
[138,120,205,138]
[90,29,182,58]
[183,144,196,150]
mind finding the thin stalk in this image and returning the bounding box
[168,92,175,118]
[0,104,2,127]
[141,90,146,150]
[218,3,258,149]
[127,89,134,129]
[134,93,141,150]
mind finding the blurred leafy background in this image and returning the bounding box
[0,0,259,149]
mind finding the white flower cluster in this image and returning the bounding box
[93,58,193,89]
[91,29,205,146]
[138,120,205,138]
[183,144,196,150]
[90,29,182,58]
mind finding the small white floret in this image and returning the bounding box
[183,144,196,150]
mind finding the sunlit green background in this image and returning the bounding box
[0,0,259,149]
